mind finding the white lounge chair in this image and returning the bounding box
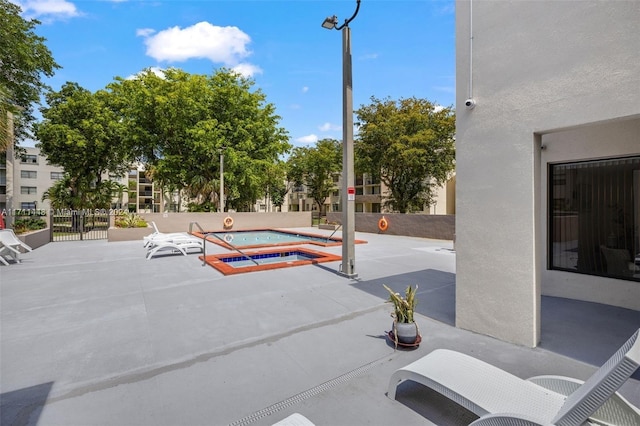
[0,229,33,263]
[272,413,315,425]
[143,222,195,248]
[146,237,204,260]
[0,244,13,265]
[388,328,640,425]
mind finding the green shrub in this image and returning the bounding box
[114,212,148,228]
[12,217,47,234]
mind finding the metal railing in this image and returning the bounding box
[327,223,342,241]
[51,211,109,241]
[189,222,259,267]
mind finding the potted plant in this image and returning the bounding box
[383,284,420,347]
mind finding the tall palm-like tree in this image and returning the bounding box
[42,175,75,209]
[112,182,127,209]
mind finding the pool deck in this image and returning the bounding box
[1,227,639,426]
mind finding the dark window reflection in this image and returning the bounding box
[549,157,640,282]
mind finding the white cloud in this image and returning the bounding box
[140,21,257,70]
[301,86,309,94]
[126,67,166,80]
[295,134,318,145]
[136,28,155,38]
[232,63,263,78]
[318,122,340,132]
[433,105,445,113]
[14,0,79,20]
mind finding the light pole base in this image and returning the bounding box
[338,262,358,279]
[338,270,359,279]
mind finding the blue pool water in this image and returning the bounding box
[209,230,336,247]
[221,250,319,268]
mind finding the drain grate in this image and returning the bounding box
[228,356,389,426]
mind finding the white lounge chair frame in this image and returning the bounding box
[0,229,33,263]
[0,244,14,265]
[144,231,197,248]
[272,413,315,425]
[388,328,640,425]
[143,222,198,248]
[146,237,204,260]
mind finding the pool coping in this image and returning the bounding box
[199,246,342,275]
[192,228,368,250]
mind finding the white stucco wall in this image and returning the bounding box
[455,0,640,346]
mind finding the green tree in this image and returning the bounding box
[108,68,290,212]
[42,174,75,209]
[262,161,288,212]
[1,84,16,152]
[0,0,59,148]
[355,97,455,213]
[287,138,342,215]
[35,82,132,210]
[111,182,128,209]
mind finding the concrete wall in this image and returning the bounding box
[16,228,50,250]
[455,0,640,346]
[108,212,313,241]
[326,212,454,240]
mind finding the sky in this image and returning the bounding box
[13,0,456,147]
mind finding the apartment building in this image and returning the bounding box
[2,146,65,217]
[288,172,455,215]
[0,152,6,212]
[127,167,163,213]
[1,147,176,218]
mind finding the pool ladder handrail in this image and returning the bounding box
[327,223,342,241]
[189,221,259,267]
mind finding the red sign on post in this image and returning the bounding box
[347,186,355,201]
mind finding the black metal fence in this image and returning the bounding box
[50,211,109,242]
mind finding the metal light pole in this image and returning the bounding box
[219,147,225,212]
[322,0,360,278]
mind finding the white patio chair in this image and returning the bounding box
[272,413,315,425]
[0,229,33,263]
[0,243,12,265]
[146,237,204,260]
[143,221,195,248]
[388,328,640,425]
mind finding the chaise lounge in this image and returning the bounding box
[145,236,204,260]
[0,229,33,264]
[388,328,640,425]
[143,221,196,248]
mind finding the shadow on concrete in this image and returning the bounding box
[1,381,53,426]
[393,381,479,426]
[351,269,456,326]
[351,269,640,378]
[539,295,640,379]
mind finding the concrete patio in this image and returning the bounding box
[1,228,639,426]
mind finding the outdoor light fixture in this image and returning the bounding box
[321,15,338,30]
[321,0,361,279]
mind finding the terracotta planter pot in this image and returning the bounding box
[393,321,418,344]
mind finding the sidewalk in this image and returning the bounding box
[1,229,638,425]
